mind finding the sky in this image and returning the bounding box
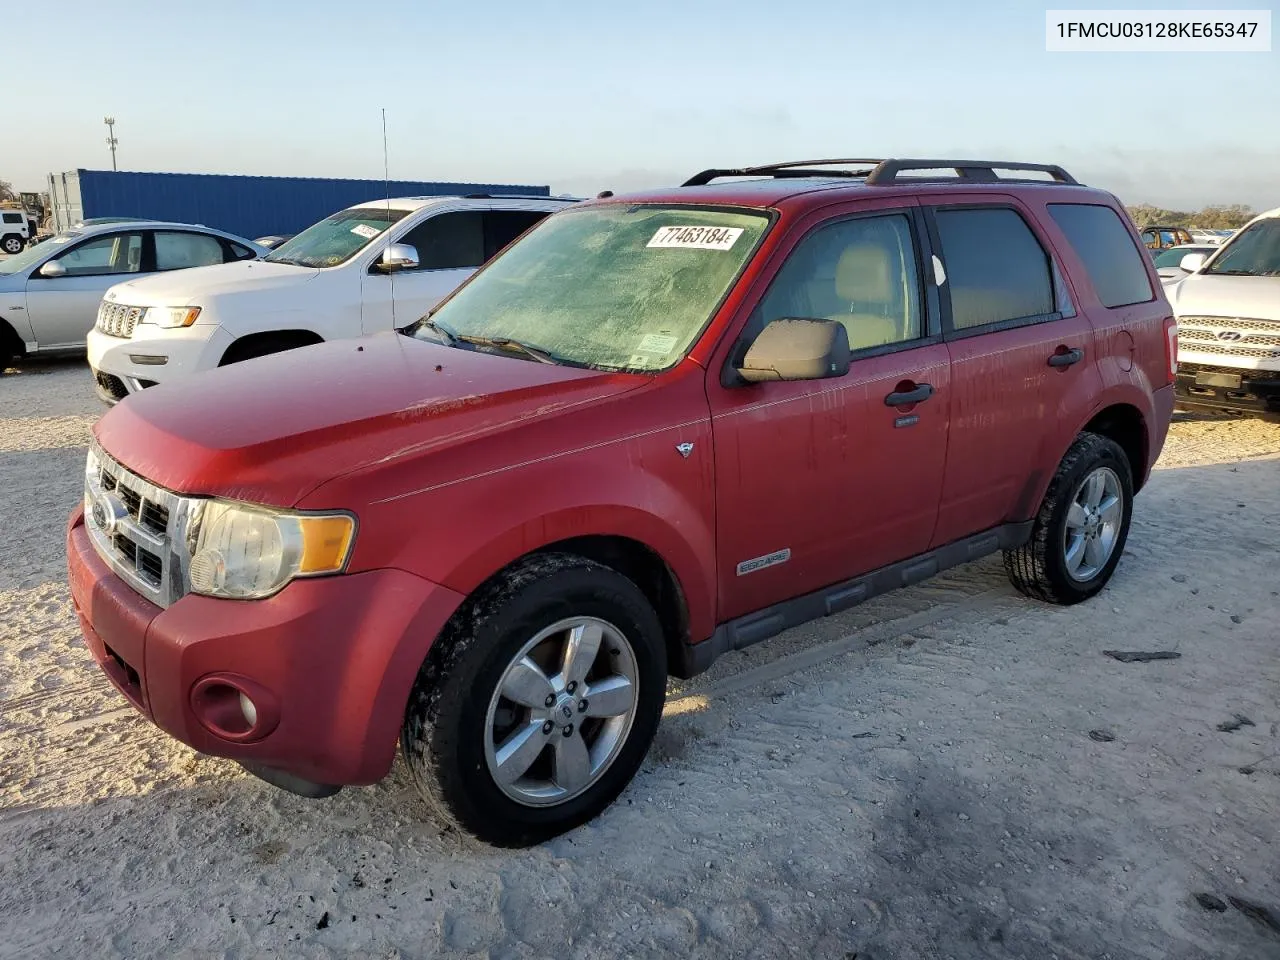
[5,0,1278,211]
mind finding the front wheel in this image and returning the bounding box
[401,553,667,846]
[1004,432,1134,605]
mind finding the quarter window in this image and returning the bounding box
[2,213,22,224]
[50,232,144,277]
[1049,204,1154,308]
[752,213,922,351]
[935,208,1055,330]
[154,231,225,271]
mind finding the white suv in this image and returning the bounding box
[1168,206,1280,419]
[87,194,577,402]
[1,209,34,254]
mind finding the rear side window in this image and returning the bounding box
[154,231,225,271]
[935,208,1054,330]
[483,210,549,260]
[1049,204,1154,307]
[2,212,22,224]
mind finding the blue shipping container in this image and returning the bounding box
[47,169,552,239]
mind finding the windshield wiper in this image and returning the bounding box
[411,317,459,346]
[1210,269,1260,276]
[455,335,562,365]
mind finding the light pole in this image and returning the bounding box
[104,117,118,171]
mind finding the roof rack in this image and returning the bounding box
[682,158,1079,188]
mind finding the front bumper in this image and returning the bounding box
[1175,362,1280,420]
[66,506,465,787]
[87,324,231,404]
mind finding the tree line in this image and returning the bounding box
[1125,203,1255,229]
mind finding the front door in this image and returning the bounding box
[923,198,1101,546]
[708,204,951,622]
[24,230,145,348]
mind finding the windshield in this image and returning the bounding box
[0,232,82,275]
[265,207,408,268]
[409,205,770,371]
[1204,219,1280,277]
[1154,246,1213,268]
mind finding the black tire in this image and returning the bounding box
[401,553,667,847]
[1004,432,1134,605]
[0,344,12,374]
[1,235,23,255]
[219,334,319,366]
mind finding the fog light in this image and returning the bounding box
[239,691,258,727]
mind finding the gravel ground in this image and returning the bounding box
[1,357,1278,960]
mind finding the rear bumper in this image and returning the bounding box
[1175,363,1280,419]
[66,506,465,786]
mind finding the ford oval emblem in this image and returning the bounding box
[92,491,128,535]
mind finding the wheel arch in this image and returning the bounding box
[0,316,25,364]
[219,328,324,366]
[1081,402,1148,492]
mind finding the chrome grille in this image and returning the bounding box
[1178,316,1280,362]
[84,445,198,607]
[95,301,144,338]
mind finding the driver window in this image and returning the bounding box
[52,232,144,277]
[753,213,922,351]
[395,212,485,270]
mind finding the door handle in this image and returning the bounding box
[1047,346,1085,368]
[884,383,934,407]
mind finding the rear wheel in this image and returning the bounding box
[401,553,667,846]
[1004,432,1134,605]
[1,235,23,255]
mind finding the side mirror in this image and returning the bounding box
[736,317,851,384]
[376,243,419,273]
[38,260,67,278]
[1180,253,1207,273]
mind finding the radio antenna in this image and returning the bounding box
[382,107,396,328]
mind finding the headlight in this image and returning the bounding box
[187,501,355,600]
[142,306,201,328]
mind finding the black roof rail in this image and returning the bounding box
[682,158,1078,188]
[864,159,1077,185]
[683,159,884,187]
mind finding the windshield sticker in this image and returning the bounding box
[647,225,744,251]
[637,333,678,354]
[350,223,382,240]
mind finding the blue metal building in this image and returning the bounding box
[47,169,552,239]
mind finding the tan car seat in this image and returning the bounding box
[831,244,903,349]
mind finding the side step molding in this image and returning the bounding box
[673,521,1032,678]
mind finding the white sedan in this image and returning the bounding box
[0,221,266,372]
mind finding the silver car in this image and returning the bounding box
[0,221,266,371]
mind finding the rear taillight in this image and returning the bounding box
[1164,316,1178,383]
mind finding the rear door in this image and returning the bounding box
[924,197,1100,547]
[24,230,145,348]
[708,201,952,621]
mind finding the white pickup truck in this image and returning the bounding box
[1168,206,1280,419]
[87,194,576,403]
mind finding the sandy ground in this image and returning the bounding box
[1,356,1278,960]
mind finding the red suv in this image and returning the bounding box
[67,158,1177,845]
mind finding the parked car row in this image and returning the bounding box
[64,157,1184,846]
[86,194,574,402]
[0,221,268,371]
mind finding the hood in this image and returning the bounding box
[94,332,646,506]
[1169,273,1280,322]
[104,259,320,308]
